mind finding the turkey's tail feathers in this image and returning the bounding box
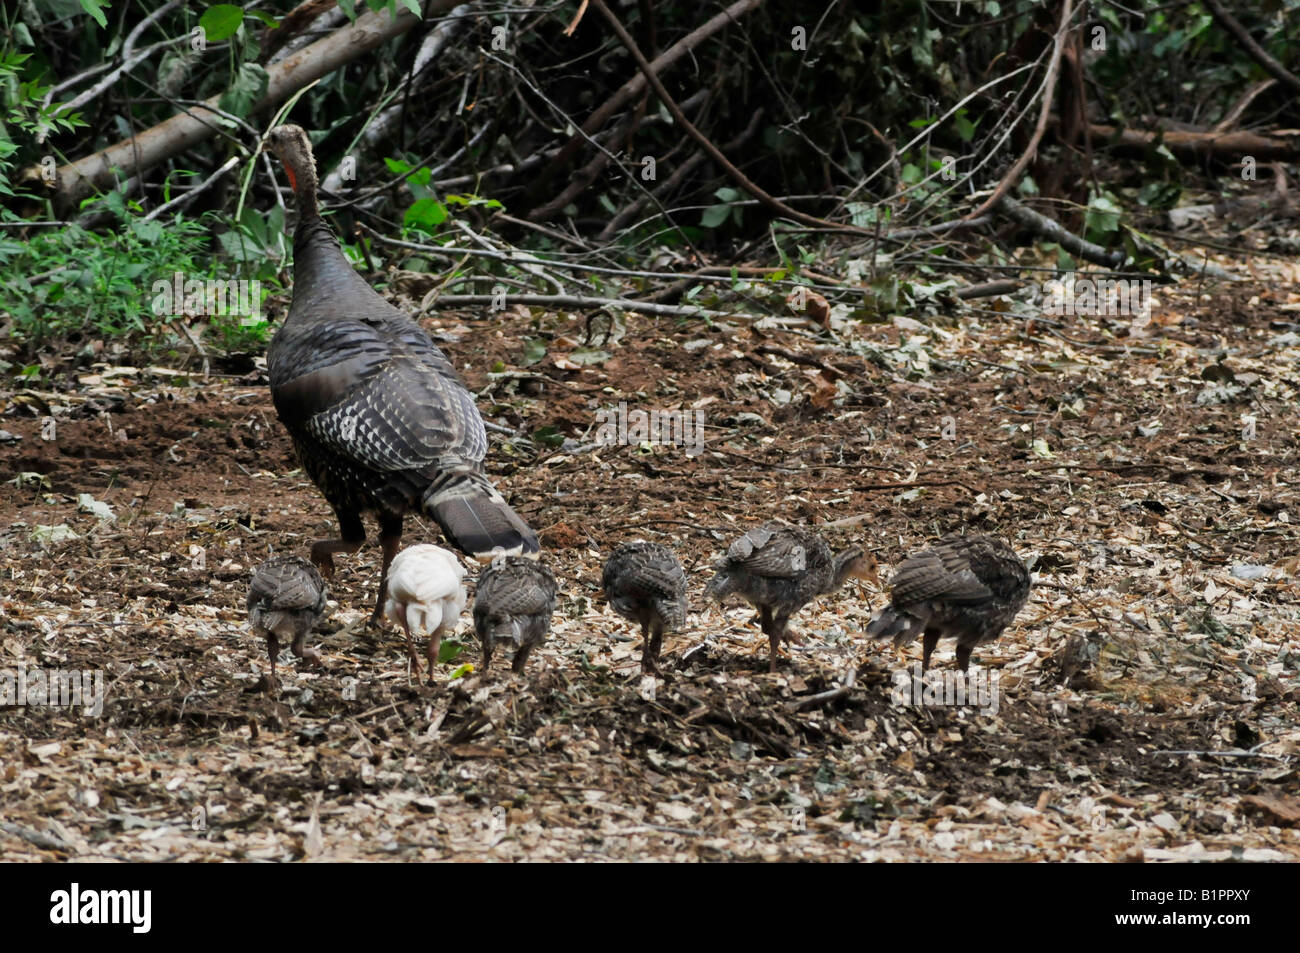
[423,471,538,559]
[866,605,924,645]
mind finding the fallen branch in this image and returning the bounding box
[425,292,760,321]
[1088,123,1300,162]
[1202,0,1300,95]
[994,194,1125,268]
[788,668,857,712]
[954,279,1022,300]
[43,3,445,208]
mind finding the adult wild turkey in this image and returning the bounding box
[247,555,328,686]
[867,534,1031,671]
[263,124,537,621]
[706,523,877,672]
[601,540,687,674]
[382,544,468,682]
[472,555,558,674]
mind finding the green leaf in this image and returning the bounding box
[520,337,547,367]
[1084,190,1123,243]
[952,112,976,143]
[200,5,246,43]
[246,10,280,28]
[218,62,268,117]
[79,0,109,28]
[701,205,730,228]
[397,0,421,15]
[568,347,610,365]
[532,426,565,448]
[437,639,464,664]
[404,198,448,233]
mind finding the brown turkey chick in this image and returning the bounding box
[602,540,688,674]
[247,555,328,686]
[472,556,557,674]
[706,523,877,672]
[264,125,537,624]
[867,534,1031,671]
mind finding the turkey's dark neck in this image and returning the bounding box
[287,212,369,322]
[830,549,861,590]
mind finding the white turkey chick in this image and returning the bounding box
[382,544,468,683]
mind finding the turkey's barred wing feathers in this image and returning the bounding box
[270,318,486,474]
[475,559,557,618]
[247,556,326,614]
[888,547,992,607]
[727,524,821,579]
[604,542,686,600]
[604,541,688,629]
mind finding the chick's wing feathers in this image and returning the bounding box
[888,549,993,606]
[724,524,810,578]
[603,542,687,600]
[247,556,327,614]
[475,559,557,618]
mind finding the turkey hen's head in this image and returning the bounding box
[265,124,318,207]
[832,546,879,588]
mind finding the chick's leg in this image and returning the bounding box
[512,644,534,674]
[397,609,422,678]
[642,620,663,675]
[922,630,941,673]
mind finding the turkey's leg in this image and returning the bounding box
[311,510,365,579]
[642,620,662,675]
[292,628,321,668]
[398,614,423,678]
[512,644,534,674]
[481,638,493,672]
[370,514,404,625]
[264,634,281,693]
[776,611,797,644]
[773,612,796,673]
[955,642,973,673]
[922,630,941,672]
[760,605,779,673]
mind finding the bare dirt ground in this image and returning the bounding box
[2,269,1299,861]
